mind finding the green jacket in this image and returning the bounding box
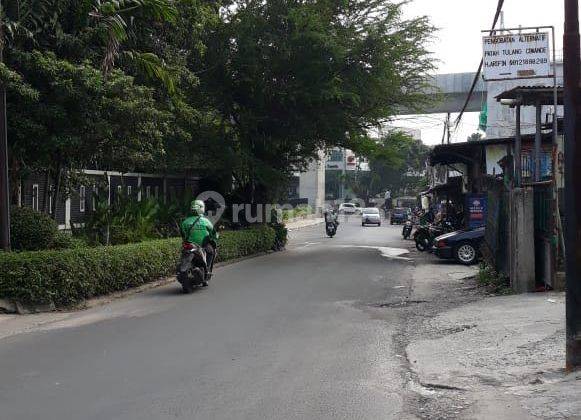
[180,215,218,246]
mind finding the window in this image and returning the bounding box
[146,186,151,199]
[48,185,54,214]
[117,185,122,203]
[79,186,86,213]
[154,186,159,199]
[92,186,98,211]
[32,184,39,211]
[127,185,132,197]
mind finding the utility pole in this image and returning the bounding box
[0,0,11,251]
[446,113,451,144]
[564,0,581,371]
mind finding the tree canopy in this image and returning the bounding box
[1,0,435,205]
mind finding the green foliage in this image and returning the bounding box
[216,225,276,262]
[10,206,59,251]
[84,193,194,245]
[51,231,89,250]
[270,223,288,248]
[477,263,513,295]
[281,205,313,222]
[4,0,434,206]
[361,131,431,198]
[201,0,435,201]
[0,226,276,306]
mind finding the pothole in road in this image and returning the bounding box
[439,324,477,335]
[373,300,429,308]
[335,245,412,261]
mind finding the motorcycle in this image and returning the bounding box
[177,241,217,293]
[414,220,455,252]
[402,221,413,239]
[326,221,338,237]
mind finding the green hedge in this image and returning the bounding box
[10,206,59,251]
[0,225,276,307]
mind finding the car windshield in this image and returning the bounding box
[362,208,379,214]
[342,203,354,207]
[394,208,406,214]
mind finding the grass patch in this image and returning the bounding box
[477,262,513,295]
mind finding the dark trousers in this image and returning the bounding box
[205,244,216,273]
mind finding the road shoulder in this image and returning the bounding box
[399,260,577,419]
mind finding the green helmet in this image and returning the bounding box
[190,199,205,215]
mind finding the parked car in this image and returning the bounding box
[390,207,410,225]
[432,227,485,265]
[361,208,381,226]
[339,202,359,214]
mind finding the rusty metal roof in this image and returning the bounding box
[495,86,564,106]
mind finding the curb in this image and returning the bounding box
[4,250,280,315]
[286,219,324,232]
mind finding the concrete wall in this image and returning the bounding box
[509,188,536,293]
[299,153,326,213]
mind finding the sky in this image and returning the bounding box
[392,0,570,145]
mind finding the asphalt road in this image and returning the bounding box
[0,217,419,420]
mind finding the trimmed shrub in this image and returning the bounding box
[270,223,288,249]
[10,206,59,251]
[0,225,276,306]
[216,225,276,262]
[51,231,89,250]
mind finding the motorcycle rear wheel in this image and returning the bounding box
[415,235,429,252]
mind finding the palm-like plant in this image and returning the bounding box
[89,0,178,92]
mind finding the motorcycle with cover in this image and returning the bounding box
[177,240,217,293]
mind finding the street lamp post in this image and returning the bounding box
[0,0,11,251]
[564,0,581,370]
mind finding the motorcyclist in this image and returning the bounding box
[323,206,339,236]
[180,199,218,276]
[324,206,339,225]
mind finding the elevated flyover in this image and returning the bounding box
[399,72,487,115]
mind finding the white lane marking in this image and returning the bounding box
[296,241,321,248]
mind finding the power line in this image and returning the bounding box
[452,0,505,130]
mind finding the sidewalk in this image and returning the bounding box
[405,263,580,419]
[285,216,324,231]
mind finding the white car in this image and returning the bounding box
[339,203,359,214]
[361,208,381,226]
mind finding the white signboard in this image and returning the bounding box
[482,32,551,80]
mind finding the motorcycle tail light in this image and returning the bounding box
[182,242,195,250]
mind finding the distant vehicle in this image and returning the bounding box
[361,208,381,226]
[432,227,485,265]
[390,207,410,225]
[393,197,417,209]
[339,202,359,214]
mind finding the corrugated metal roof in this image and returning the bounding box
[495,86,564,106]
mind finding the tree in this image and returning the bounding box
[6,50,170,213]
[199,0,435,202]
[361,131,431,198]
[467,132,484,142]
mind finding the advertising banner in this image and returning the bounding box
[466,194,488,229]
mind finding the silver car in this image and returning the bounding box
[361,208,381,226]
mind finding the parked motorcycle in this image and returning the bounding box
[413,220,455,252]
[177,241,217,293]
